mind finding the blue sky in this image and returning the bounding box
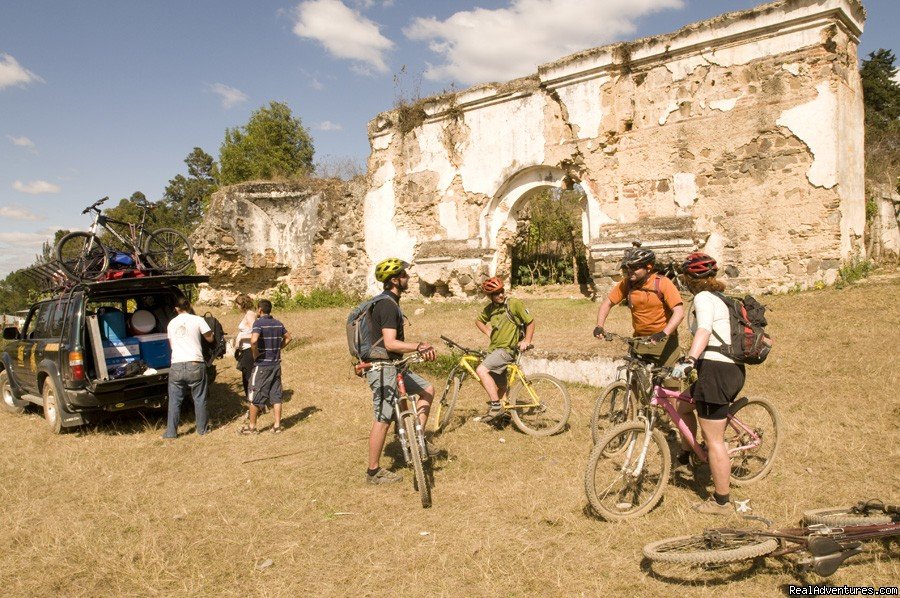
[1,0,896,277]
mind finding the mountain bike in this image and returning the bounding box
[55,196,193,281]
[643,499,899,577]
[584,358,780,520]
[357,354,432,508]
[433,336,570,436]
[590,332,665,444]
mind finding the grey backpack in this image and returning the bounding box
[346,295,397,362]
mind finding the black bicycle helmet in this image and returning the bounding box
[621,247,656,270]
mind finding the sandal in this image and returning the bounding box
[239,424,259,435]
[272,426,283,434]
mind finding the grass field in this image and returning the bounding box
[1,274,898,596]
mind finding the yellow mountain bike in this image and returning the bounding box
[433,336,570,436]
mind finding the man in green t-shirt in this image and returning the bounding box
[475,276,535,424]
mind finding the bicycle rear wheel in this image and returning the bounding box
[55,232,109,281]
[509,373,570,436]
[803,504,896,526]
[643,533,778,565]
[403,413,431,508]
[144,228,193,273]
[434,368,463,433]
[584,421,670,520]
[726,397,781,485]
[590,381,636,445]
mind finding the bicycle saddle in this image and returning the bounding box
[800,537,863,577]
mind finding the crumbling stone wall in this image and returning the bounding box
[364,0,867,295]
[192,180,367,304]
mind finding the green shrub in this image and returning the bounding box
[293,288,360,309]
[270,283,293,309]
[836,255,874,288]
[414,353,460,379]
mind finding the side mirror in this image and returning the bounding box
[3,326,20,340]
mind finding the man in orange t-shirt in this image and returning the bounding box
[593,246,685,367]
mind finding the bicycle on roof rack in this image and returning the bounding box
[55,196,194,281]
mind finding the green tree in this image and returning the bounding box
[860,49,900,195]
[861,49,900,127]
[162,147,218,227]
[218,101,315,185]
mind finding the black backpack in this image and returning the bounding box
[201,312,226,363]
[709,293,773,365]
[346,295,397,362]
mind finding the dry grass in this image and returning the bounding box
[1,275,899,596]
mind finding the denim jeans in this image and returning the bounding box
[165,361,208,436]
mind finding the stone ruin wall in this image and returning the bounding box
[191,180,368,305]
[363,0,867,296]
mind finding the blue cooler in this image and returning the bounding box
[102,337,140,370]
[137,333,171,368]
[98,308,127,341]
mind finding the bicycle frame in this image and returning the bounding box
[87,209,151,261]
[451,352,539,409]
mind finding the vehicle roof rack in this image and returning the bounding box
[19,259,78,294]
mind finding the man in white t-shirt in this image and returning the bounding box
[163,297,214,438]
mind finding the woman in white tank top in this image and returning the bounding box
[234,294,257,398]
[678,253,746,516]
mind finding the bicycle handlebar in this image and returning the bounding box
[440,335,484,356]
[82,196,109,214]
[602,331,655,346]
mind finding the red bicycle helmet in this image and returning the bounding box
[481,276,504,294]
[682,252,719,278]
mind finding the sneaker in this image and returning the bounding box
[693,497,734,516]
[480,404,505,424]
[424,439,439,458]
[366,468,402,485]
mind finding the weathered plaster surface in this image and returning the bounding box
[777,81,839,189]
[348,0,867,296]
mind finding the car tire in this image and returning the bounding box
[42,379,65,434]
[0,369,26,414]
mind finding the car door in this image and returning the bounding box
[16,302,53,394]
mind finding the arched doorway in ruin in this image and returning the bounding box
[480,166,604,284]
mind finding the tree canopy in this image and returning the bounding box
[219,101,315,185]
[861,49,900,127]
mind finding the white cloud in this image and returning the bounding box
[0,206,41,221]
[0,53,44,90]
[0,229,57,277]
[405,0,683,85]
[316,120,343,131]
[0,231,50,247]
[7,135,36,151]
[12,180,61,194]
[293,0,394,73]
[208,83,249,108]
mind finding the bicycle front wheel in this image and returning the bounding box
[584,421,670,520]
[509,373,570,436]
[144,228,193,273]
[590,380,636,445]
[803,505,896,526]
[56,232,109,281]
[727,398,781,485]
[434,368,463,433]
[643,533,778,565]
[402,413,431,508]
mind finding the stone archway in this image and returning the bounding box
[480,165,603,279]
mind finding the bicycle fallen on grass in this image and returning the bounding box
[433,336,570,436]
[643,499,899,577]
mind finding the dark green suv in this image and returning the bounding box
[0,275,216,433]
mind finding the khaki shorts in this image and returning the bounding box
[633,333,683,389]
[365,365,430,423]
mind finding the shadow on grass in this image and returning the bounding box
[640,555,768,586]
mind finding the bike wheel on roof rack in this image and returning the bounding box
[144,228,194,273]
[56,232,109,281]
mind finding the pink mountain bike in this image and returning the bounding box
[584,354,781,520]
